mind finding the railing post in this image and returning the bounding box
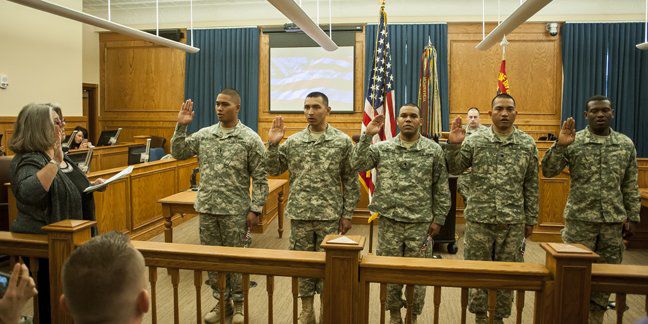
[43,220,95,324]
[541,242,599,324]
[321,234,366,324]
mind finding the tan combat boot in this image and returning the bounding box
[204,299,233,324]
[299,296,316,324]
[232,301,244,324]
[389,310,402,324]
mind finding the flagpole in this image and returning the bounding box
[368,0,388,254]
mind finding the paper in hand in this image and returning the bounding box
[84,165,134,193]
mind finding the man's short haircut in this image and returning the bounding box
[400,103,420,114]
[467,107,480,114]
[62,232,146,324]
[306,91,329,107]
[219,88,241,105]
[491,93,516,108]
[584,95,613,111]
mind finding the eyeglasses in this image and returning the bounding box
[53,119,66,127]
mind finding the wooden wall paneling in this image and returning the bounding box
[85,158,198,239]
[91,177,131,234]
[99,32,185,151]
[101,38,185,113]
[254,183,280,234]
[448,23,562,138]
[97,145,131,170]
[176,157,199,192]
[257,28,365,142]
[130,165,178,231]
[534,172,569,242]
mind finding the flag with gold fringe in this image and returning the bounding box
[497,59,510,94]
[497,37,510,94]
[418,43,442,139]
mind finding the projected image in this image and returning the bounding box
[270,46,354,112]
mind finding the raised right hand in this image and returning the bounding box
[268,116,286,145]
[53,140,64,164]
[177,99,195,126]
[556,117,576,147]
[365,114,385,137]
[448,116,465,144]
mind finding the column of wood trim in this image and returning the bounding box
[320,235,366,324]
[43,220,95,324]
[541,243,599,324]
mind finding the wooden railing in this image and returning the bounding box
[2,221,648,324]
[591,263,648,323]
[133,240,327,324]
[0,231,48,324]
[358,255,551,324]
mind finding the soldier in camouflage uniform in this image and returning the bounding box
[352,104,451,324]
[171,88,269,324]
[457,107,489,201]
[445,94,539,324]
[541,95,640,324]
[266,92,359,324]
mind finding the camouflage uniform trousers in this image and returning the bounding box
[290,219,339,297]
[562,219,624,312]
[378,217,432,315]
[464,221,525,319]
[199,213,248,302]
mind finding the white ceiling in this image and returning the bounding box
[83,0,257,11]
[81,0,646,29]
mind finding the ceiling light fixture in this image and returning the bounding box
[637,0,648,50]
[7,0,200,53]
[476,0,552,50]
[267,0,338,51]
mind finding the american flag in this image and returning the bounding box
[360,5,396,197]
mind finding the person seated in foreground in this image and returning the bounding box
[60,232,150,324]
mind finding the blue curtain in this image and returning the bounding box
[185,28,260,133]
[365,24,449,130]
[562,23,648,156]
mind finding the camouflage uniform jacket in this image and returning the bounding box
[541,127,640,223]
[445,127,539,225]
[461,124,489,175]
[352,133,451,225]
[171,122,269,215]
[266,125,359,221]
[464,124,489,137]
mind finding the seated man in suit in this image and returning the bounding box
[60,232,150,324]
